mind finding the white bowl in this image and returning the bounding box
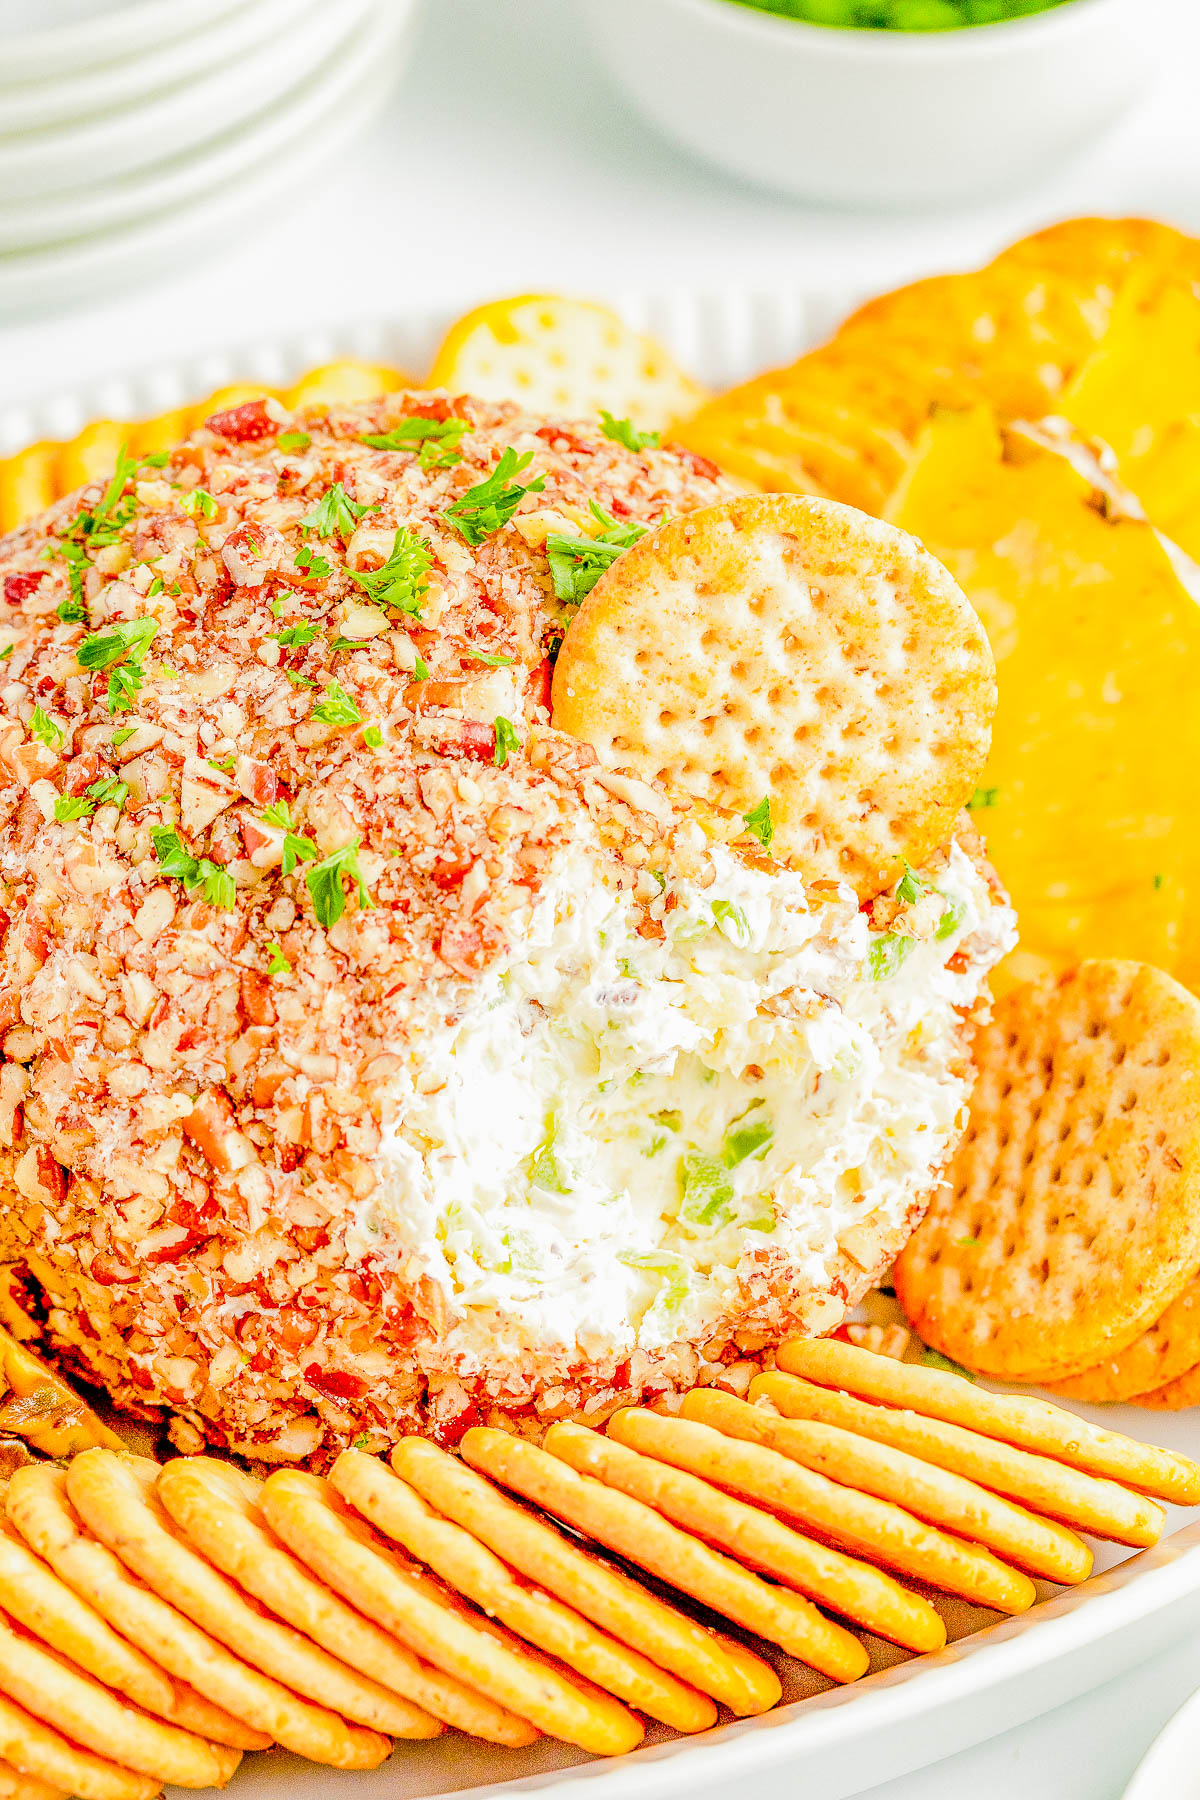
[579,0,1161,208]
[0,0,248,84]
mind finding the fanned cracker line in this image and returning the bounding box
[776,1337,1199,1507]
[0,1694,158,1800]
[893,962,1200,1384]
[0,1754,67,1800]
[391,1439,746,1722]
[682,1390,1091,1584]
[334,1451,685,1737]
[1049,1273,1200,1405]
[600,1412,1032,1616]
[551,493,995,897]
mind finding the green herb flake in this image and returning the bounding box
[271,621,321,649]
[312,681,362,727]
[348,526,432,619]
[29,706,64,751]
[443,447,545,546]
[412,655,430,682]
[896,859,927,904]
[678,1149,736,1228]
[266,941,292,976]
[111,727,136,748]
[936,897,968,940]
[967,786,999,811]
[86,776,128,812]
[77,616,158,673]
[0,645,12,662]
[493,715,521,768]
[361,417,471,470]
[599,411,660,453]
[545,502,647,605]
[294,546,332,580]
[362,724,383,750]
[462,647,513,667]
[868,934,915,980]
[919,1347,977,1381]
[301,482,373,543]
[742,794,773,851]
[180,488,218,521]
[304,838,373,928]
[277,431,312,452]
[54,793,94,823]
[150,828,237,910]
[955,1234,980,1248]
[284,671,317,688]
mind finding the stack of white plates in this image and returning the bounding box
[0,0,422,317]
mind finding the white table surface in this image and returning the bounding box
[2,1,1199,1792]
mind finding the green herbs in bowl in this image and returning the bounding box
[728,0,1076,26]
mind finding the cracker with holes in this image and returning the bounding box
[464,1425,873,1678]
[391,1437,750,1724]
[0,1612,239,1791]
[4,1464,382,1770]
[551,493,995,897]
[594,1412,1034,1617]
[333,1449,693,1736]
[894,960,1200,1384]
[259,1468,637,1756]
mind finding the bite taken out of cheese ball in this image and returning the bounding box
[0,392,1014,1464]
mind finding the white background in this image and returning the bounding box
[4,1,1200,1792]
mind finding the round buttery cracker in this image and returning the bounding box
[1048,1272,1200,1404]
[0,1611,239,1790]
[5,1464,381,1770]
[1136,1359,1200,1411]
[894,961,1200,1384]
[391,1438,746,1724]
[260,1469,628,1754]
[64,1451,401,1748]
[550,493,995,898]
[0,1514,264,1753]
[0,1694,158,1800]
[0,1755,66,1800]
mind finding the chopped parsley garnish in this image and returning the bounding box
[742,794,773,851]
[181,488,218,521]
[1154,872,1166,891]
[722,1110,773,1168]
[285,670,317,688]
[599,411,660,453]
[412,655,430,682]
[77,616,158,714]
[301,482,373,543]
[362,724,383,750]
[545,502,647,605]
[0,645,12,662]
[678,1150,736,1228]
[312,681,362,726]
[272,621,321,649]
[277,431,311,452]
[262,802,319,876]
[48,441,148,618]
[443,448,545,546]
[304,839,373,928]
[896,860,927,904]
[56,592,88,625]
[936,897,967,940]
[919,1347,977,1381]
[462,647,513,667]
[955,1234,980,1248]
[868,934,916,980]
[29,706,64,751]
[54,794,94,823]
[86,776,128,811]
[361,417,471,469]
[266,941,292,975]
[967,786,999,810]
[348,526,432,618]
[294,546,332,580]
[112,727,136,748]
[207,753,236,773]
[150,827,236,909]
[493,715,521,768]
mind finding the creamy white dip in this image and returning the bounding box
[363,834,1015,1371]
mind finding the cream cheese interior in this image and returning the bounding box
[367,835,1016,1372]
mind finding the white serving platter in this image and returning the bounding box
[2,292,1198,1800]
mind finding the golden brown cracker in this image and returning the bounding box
[0,1755,66,1800]
[261,1468,631,1754]
[682,1389,1091,1583]
[392,1438,744,1724]
[332,1452,653,1746]
[0,1693,159,1800]
[5,1464,380,1769]
[1135,1359,1200,1411]
[599,1411,1033,1616]
[155,1458,463,1742]
[1049,1273,1200,1405]
[893,962,1200,1384]
[551,493,994,898]
[0,1611,238,1790]
[775,1337,1197,1508]
[469,1423,868,1677]
[0,1514,262,1753]
[64,1451,403,1750]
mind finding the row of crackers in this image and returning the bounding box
[1,1341,1197,1797]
